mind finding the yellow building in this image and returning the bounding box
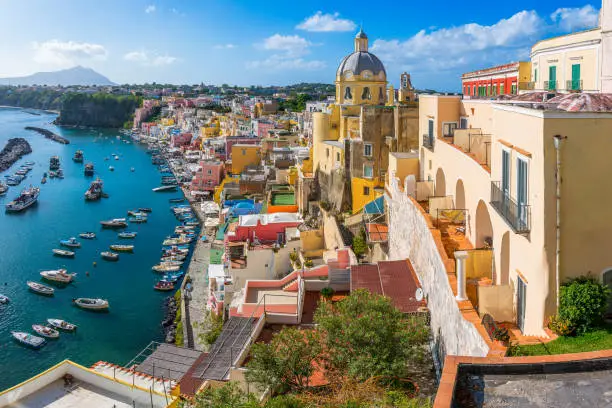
[231,144,261,175]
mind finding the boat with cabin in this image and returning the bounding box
[85,178,104,200]
[60,237,81,248]
[100,218,128,228]
[79,232,96,239]
[101,251,119,261]
[5,186,39,212]
[128,215,147,223]
[139,207,152,213]
[49,156,60,170]
[27,281,54,296]
[110,244,134,252]
[118,231,137,239]
[32,325,60,339]
[84,163,95,176]
[154,281,175,291]
[40,269,76,283]
[52,249,75,258]
[47,319,77,331]
[73,298,109,311]
[152,263,181,273]
[11,331,46,349]
[73,150,84,163]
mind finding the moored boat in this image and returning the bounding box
[73,150,84,163]
[5,186,40,212]
[73,297,109,311]
[0,181,8,195]
[84,163,95,176]
[47,318,77,331]
[60,237,81,248]
[110,244,134,252]
[139,207,152,213]
[32,325,60,339]
[118,231,137,239]
[11,331,46,349]
[0,294,9,304]
[101,218,128,229]
[52,248,75,258]
[85,178,104,201]
[100,251,119,261]
[128,215,147,223]
[153,185,177,192]
[108,166,114,171]
[49,156,60,171]
[27,281,54,296]
[152,263,181,273]
[154,281,175,291]
[40,269,76,283]
[79,232,96,239]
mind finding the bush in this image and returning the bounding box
[321,287,334,298]
[304,259,314,268]
[492,327,510,344]
[548,315,575,336]
[559,276,610,334]
[204,312,224,346]
[352,230,367,258]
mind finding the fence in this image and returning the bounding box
[453,130,491,168]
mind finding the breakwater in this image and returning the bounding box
[24,126,70,144]
[0,138,32,172]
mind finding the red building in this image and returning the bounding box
[461,62,531,98]
[191,160,225,192]
[226,213,302,243]
[170,132,193,148]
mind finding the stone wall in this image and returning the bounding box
[386,176,490,363]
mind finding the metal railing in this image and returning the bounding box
[422,133,434,151]
[566,79,583,91]
[490,181,531,234]
[544,80,558,91]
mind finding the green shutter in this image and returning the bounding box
[549,66,557,90]
[571,64,581,90]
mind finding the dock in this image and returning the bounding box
[24,126,70,144]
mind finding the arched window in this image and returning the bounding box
[362,87,371,100]
[344,87,352,100]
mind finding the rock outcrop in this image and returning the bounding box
[0,138,32,172]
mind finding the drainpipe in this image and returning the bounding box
[553,135,566,310]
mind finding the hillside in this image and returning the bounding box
[0,66,115,86]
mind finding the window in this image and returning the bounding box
[336,152,341,162]
[501,148,510,195]
[517,156,529,225]
[344,87,352,100]
[364,143,373,157]
[207,169,212,175]
[428,119,434,138]
[500,83,505,94]
[460,117,468,129]
[363,165,373,178]
[511,83,517,94]
[534,69,538,83]
[363,186,370,196]
[548,66,557,90]
[362,87,371,100]
[442,122,458,137]
[379,87,384,101]
[571,64,581,90]
[326,148,330,158]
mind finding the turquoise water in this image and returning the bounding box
[0,108,181,389]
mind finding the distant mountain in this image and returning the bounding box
[0,66,115,86]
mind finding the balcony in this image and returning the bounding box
[544,80,558,91]
[566,79,583,91]
[452,130,491,170]
[490,181,531,234]
[422,133,434,151]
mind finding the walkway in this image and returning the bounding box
[186,237,211,351]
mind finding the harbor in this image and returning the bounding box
[0,108,185,390]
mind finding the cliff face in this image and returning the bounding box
[0,138,32,172]
[55,93,141,128]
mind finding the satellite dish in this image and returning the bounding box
[415,288,424,302]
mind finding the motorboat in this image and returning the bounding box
[52,249,75,258]
[60,237,81,248]
[73,298,109,311]
[27,281,54,296]
[152,263,181,273]
[79,232,96,239]
[0,181,8,195]
[161,254,187,262]
[152,185,177,192]
[159,259,184,266]
[56,169,64,179]
[32,325,60,339]
[84,163,95,176]
[128,216,147,223]
[73,150,84,163]
[11,331,46,349]
[101,218,128,229]
[101,251,119,261]
[118,231,137,239]
[154,281,175,291]
[49,156,60,171]
[40,269,76,283]
[85,178,103,201]
[139,207,152,213]
[127,210,146,217]
[0,294,9,304]
[47,319,77,331]
[110,244,133,252]
[5,186,39,212]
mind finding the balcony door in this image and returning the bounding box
[501,149,510,197]
[549,66,557,90]
[517,157,528,228]
[571,64,581,90]
[428,119,434,145]
[517,276,527,332]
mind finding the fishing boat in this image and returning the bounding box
[0,294,9,304]
[0,181,8,195]
[79,232,96,239]
[56,169,64,179]
[154,281,175,291]
[49,156,60,171]
[128,216,147,223]
[25,161,35,166]
[161,254,187,262]
[47,319,77,331]
[11,331,46,349]
[158,259,184,266]
[52,248,75,258]
[84,163,95,176]
[32,325,60,339]
[60,237,81,248]
[152,263,181,273]
[5,186,39,212]
[139,207,152,213]
[100,218,128,228]
[118,231,137,239]
[153,185,177,192]
[85,178,104,201]
[73,150,84,163]
[127,210,146,217]
[101,251,119,261]
[73,298,109,311]
[40,269,76,283]
[27,281,54,296]
[41,175,47,184]
[110,244,134,252]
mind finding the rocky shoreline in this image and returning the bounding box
[0,138,32,173]
[24,126,70,144]
[162,295,179,344]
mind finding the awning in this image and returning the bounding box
[364,196,384,215]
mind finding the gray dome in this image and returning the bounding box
[356,28,368,39]
[336,51,386,78]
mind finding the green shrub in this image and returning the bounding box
[352,230,367,258]
[321,287,334,298]
[559,276,610,334]
[548,315,575,336]
[304,259,314,268]
[492,327,510,344]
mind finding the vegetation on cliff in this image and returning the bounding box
[0,88,63,110]
[55,93,142,128]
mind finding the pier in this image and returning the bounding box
[24,126,70,144]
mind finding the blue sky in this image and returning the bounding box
[0,0,602,91]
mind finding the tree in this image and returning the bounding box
[186,381,258,408]
[315,289,429,381]
[246,327,323,393]
[352,230,367,258]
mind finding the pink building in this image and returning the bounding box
[227,213,302,243]
[253,120,274,138]
[170,132,193,148]
[191,160,225,192]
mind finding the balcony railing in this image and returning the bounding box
[422,133,434,151]
[490,181,531,234]
[544,80,558,91]
[566,79,583,91]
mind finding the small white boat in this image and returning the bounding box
[153,185,177,192]
[101,251,119,261]
[47,319,77,331]
[32,325,60,339]
[73,298,109,311]
[60,237,81,248]
[0,294,9,304]
[109,166,114,171]
[27,281,54,296]
[52,249,75,258]
[11,331,46,349]
[152,264,181,273]
[118,232,137,239]
[110,244,133,252]
[40,269,76,283]
[79,232,96,239]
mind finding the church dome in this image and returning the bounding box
[336,51,386,78]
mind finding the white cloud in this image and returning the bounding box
[123,51,177,66]
[32,40,107,66]
[247,55,326,70]
[213,44,237,50]
[296,11,356,32]
[551,5,599,32]
[145,5,156,13]
[250,34,324,71]
[261,34,313,57]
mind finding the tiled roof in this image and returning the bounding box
[350,264,383,295]
[366,223,388,242]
